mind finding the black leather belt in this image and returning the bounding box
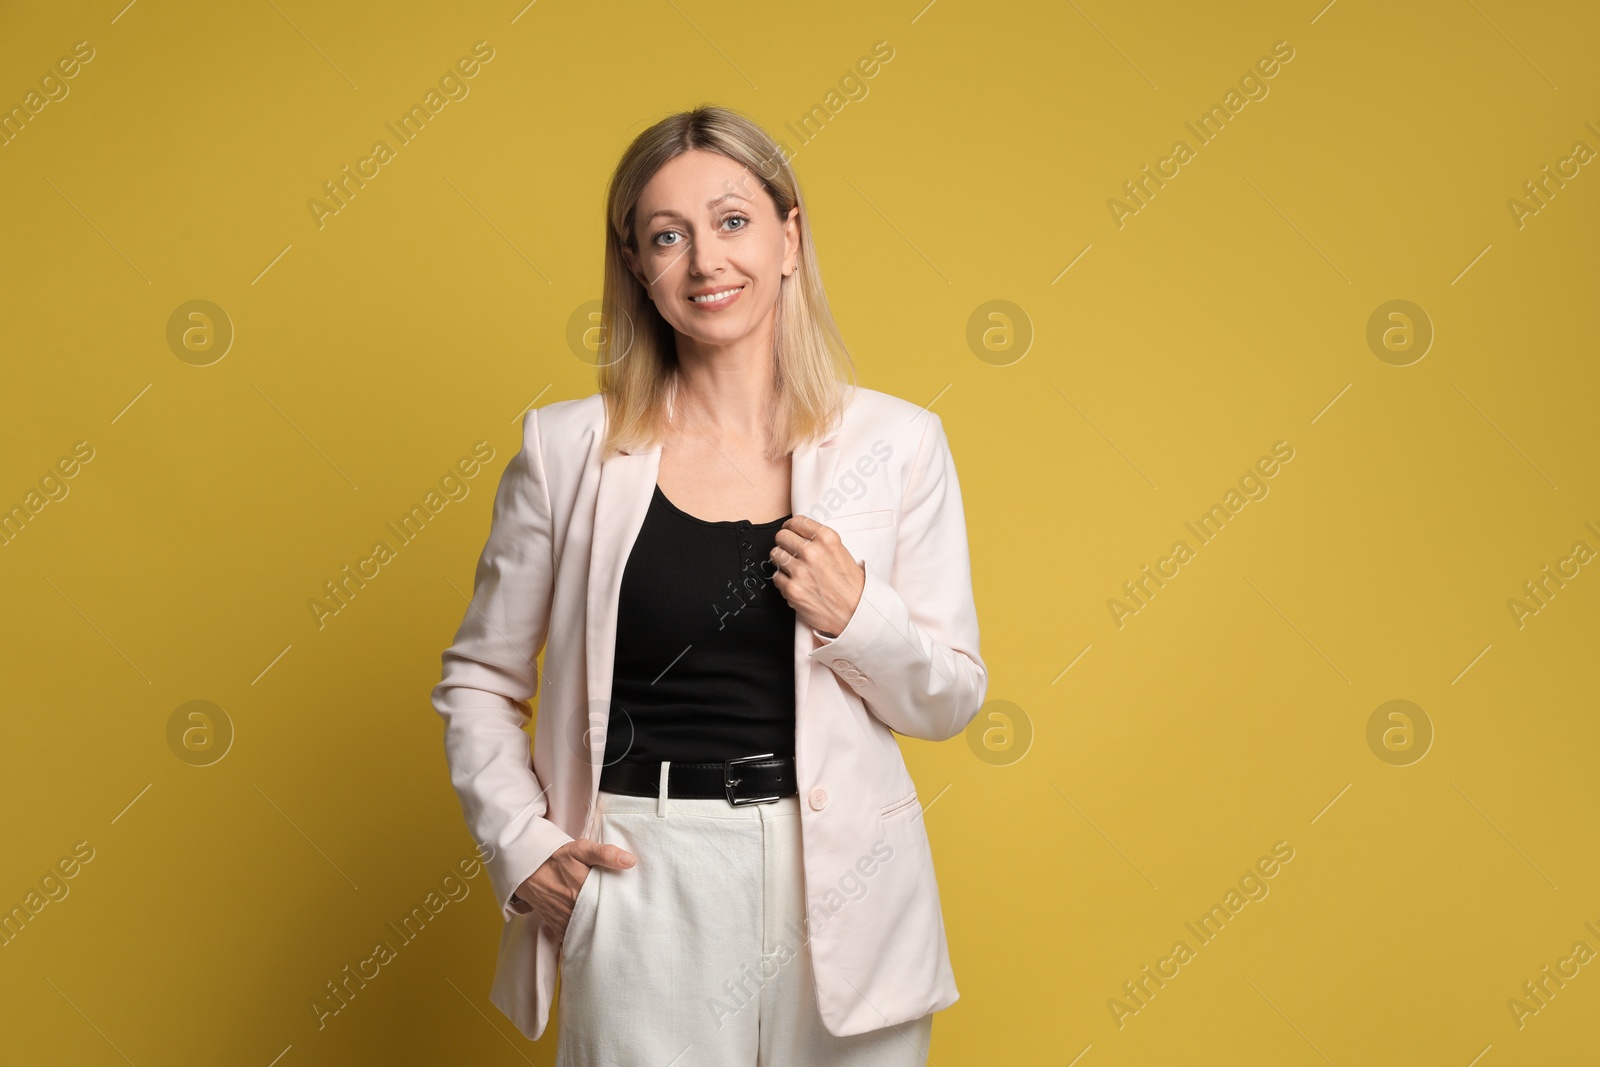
[598,753,797,806]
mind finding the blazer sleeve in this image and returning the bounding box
[431,406,574,923]
[806,411,988,742]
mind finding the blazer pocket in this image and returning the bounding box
[880,789,921,822]
[828,509,894,533]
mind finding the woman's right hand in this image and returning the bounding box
[514,839,637,938]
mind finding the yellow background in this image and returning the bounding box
[2,0,1597,1063]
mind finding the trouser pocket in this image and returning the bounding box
[560,816,604,963]
[564,863,600,955]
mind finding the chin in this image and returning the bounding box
[685,325,748,346]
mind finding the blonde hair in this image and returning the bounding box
[595,105,856,461]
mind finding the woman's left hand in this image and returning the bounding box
[770,516,866,638]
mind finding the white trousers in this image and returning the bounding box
[554,772,934,1066]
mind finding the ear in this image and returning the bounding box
[782,205,800,277]
[621,242,648,291]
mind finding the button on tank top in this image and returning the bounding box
[603,484,797,766]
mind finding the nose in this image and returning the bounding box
[686,231,726,279]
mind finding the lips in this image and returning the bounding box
[687,284,745,305]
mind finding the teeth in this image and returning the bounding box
[691,286,743,303]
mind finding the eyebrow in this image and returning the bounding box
[643,192,748,224]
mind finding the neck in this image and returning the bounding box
[669,351,775,441]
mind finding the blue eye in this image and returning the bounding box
[652,214,749,248]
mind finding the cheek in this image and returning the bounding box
[757,241,785,275]
[647,267,681,307]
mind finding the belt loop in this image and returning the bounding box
[657,760,670,817]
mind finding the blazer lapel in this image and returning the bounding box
[584,442,659,785]
[789,432,840,731]
[580,418,844,783]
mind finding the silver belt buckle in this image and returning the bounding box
[724,752,781,806]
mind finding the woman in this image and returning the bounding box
[431,105,987,1066]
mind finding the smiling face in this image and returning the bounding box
[622,148,800,354]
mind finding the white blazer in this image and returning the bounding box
[431,384,987,1039]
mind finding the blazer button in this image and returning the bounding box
[831,658,851,670]
[808,787,828,810]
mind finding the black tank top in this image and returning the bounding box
[603,484,797,765]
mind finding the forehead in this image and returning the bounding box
[634,149,771,218]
